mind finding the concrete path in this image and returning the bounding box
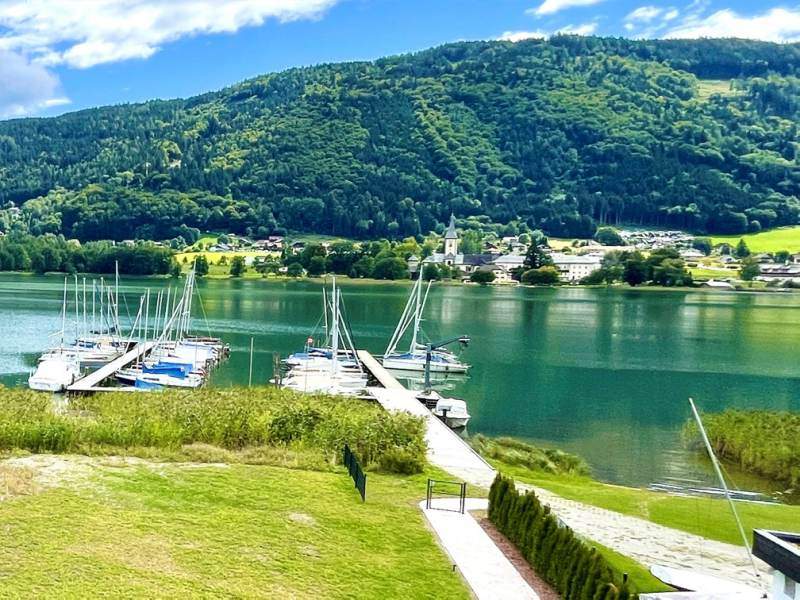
[368,386,496,485]
[362,355,768,592]
[420,498,539,600]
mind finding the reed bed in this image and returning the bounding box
[469,434,590,476]
[684,409,800,488]
[0,388,426,473]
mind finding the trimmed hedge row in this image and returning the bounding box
[489,475,635,600]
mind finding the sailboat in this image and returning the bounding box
[648,398,767,599]
[382,277,469,373]
[115,268,226,390]
[281,278,368,395]
[28,277,81,392]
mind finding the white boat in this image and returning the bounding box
[281,278,367,396]
[135,371,204,389]
[432,397,471,428]
[382,277,469,373]
[382,350,469,373]
[28,354,80,392]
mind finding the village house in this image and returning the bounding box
[550,253,603,283]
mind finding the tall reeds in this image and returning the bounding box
[0,388,426,473]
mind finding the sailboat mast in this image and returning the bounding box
[688,398,762,582]
[410,275,423,351]
[92,280,96,334]
[60,277,67,350]
[82,277,87,338]
[330,279,339,376]
[74,275,79,341]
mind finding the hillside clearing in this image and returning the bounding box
[710,226,800,253]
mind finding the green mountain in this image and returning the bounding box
[1,36,800,241]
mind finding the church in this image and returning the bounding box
[408,215,521,280]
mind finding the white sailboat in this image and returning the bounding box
[281,278,367,395]
[29,278,80,392]
[382,277,469,373]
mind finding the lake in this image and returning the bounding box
[3,273,799,489]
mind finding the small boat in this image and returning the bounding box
[432,397,471,429]
[28,354,81,392]
[382,350,469,373]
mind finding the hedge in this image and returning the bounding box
[488,474,635,600]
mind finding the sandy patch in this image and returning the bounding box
[288,512,317,526]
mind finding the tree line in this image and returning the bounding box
[0,234,173,275]
[0,37,799,241]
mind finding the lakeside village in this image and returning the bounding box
[177,216,800,290]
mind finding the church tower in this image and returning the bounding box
[444,214,459,256]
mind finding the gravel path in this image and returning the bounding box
[517,483,770,592]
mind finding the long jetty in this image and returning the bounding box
[357,350,496,486]
[67,341,157,393]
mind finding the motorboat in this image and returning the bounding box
[432,397,471,429]
[28,354,81,392]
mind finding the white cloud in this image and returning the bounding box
[559,22,598,35]
[499,30,548,42]
[664,8,679,21]
[665,7,800,42]
[0,50,68,117]
[528,0,605,17]
[0,0,339,69]
[626,6,662,23]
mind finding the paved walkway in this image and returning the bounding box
[363,354,768,593]
[420,498,539,600]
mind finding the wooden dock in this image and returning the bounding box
[68,341,157,393]
[356,350,496,487]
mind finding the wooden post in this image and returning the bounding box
[248,337,254,388]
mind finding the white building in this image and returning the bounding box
[550,253,602,282]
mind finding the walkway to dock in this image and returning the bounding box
[357,350,769,592]
[420,498,539,600]
[68,341,157,393]
[357,350,496,485]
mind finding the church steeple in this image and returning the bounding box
[444,214,459,256]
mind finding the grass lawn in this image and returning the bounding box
[710,226,800,253]
[590,539,671,593]
[494,462,800,547]
[0,458,470,598]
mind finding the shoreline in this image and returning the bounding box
[3,270,797,294]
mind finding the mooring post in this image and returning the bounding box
[248,337,254,387]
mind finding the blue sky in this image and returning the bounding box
[1,0,799,120]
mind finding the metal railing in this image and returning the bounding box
[426,478,467,513]
[343,444,366,502]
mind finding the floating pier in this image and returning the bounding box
[67,341,157,393]
[357,350,496,486]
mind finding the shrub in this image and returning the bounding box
[0,388,427,475]
[470,435,590,476]
[522,266,560,285]
[488,475,635,600]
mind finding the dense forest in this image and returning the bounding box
[1,36,800,240]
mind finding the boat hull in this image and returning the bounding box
[381,356,469,373]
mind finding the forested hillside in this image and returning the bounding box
[1,36,800,241]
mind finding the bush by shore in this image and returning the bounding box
[0,387,426,474]
[684,409,800,488]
